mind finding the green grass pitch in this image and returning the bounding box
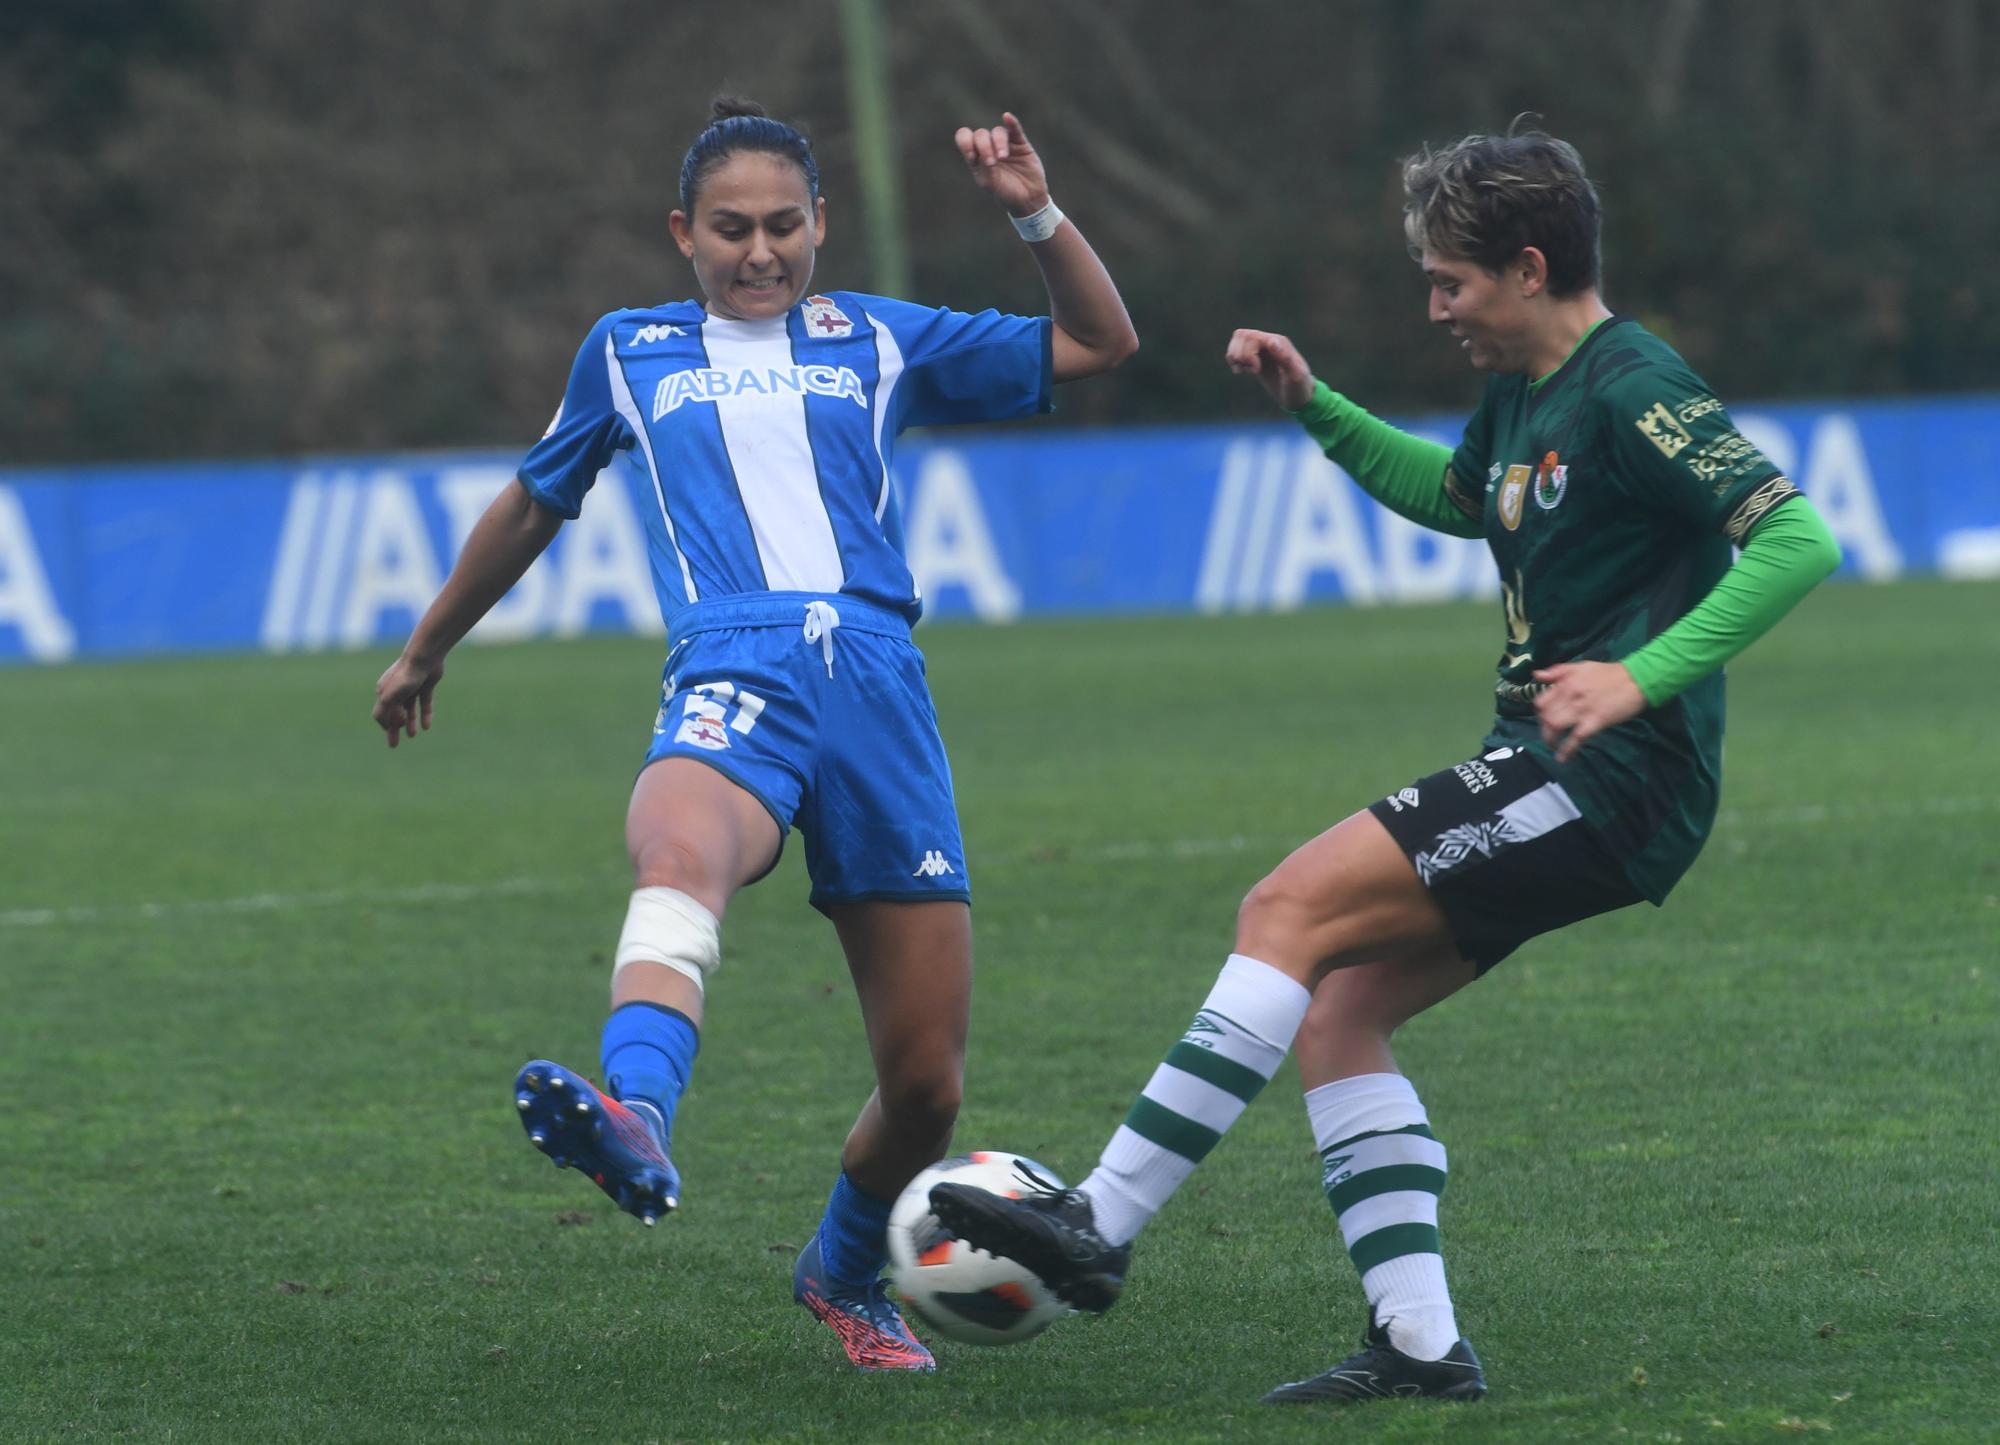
[3,578,1995,1442]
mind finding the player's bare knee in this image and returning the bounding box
[878,1066,962,1142]
[1236,870,1334,964]
[631,833,715,896]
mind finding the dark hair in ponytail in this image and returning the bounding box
[678,96,820,213]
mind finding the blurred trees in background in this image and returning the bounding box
[5,0,1996,463]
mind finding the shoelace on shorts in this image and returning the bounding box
[802,600,841,677]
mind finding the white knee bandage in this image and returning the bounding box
[614,887,722,994]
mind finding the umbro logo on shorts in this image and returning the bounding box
[911,850,955,878]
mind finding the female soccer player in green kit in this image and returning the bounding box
[931,127,1843,1404]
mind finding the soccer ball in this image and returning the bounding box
[887,1150,1072,1346]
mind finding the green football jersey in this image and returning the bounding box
[1444,317,1799,903]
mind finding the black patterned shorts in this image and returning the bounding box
[1367,744,1644,973]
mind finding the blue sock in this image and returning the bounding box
[817,1172,894,1288]
[599,1002,699,1149]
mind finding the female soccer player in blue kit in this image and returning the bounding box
[372,98,1135,1371]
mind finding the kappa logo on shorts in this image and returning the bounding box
[1385,786,1421,812]
[911,850,955,878]
[673,714,731,751]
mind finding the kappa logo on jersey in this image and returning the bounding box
[911,850,956,878]
[1636,402,1695,458]
[803,295,854,338]
[652,364,866,419]
[1385,786,1421,812]
[628,324,689,346]
[1533,451,1568,510]
[673,712,732,750]
[1497,463,1532,531]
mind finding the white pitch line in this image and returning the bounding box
[4,796,1993,931]
[0,875,591,930]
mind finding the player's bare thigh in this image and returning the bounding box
[1235,809,1458,986]
[625,756,784,912]
[616,758,784,1017]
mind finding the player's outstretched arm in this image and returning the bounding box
[955,112,1136,382]
[371,478,563,748]
[1226,329,1317,411]
[1232,328,1478,539]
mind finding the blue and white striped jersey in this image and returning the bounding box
[518,292,1052,625]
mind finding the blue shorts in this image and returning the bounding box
[642,593,969,913]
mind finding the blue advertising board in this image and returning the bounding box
[1,397,1995,664]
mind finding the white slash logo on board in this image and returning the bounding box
[911,850,955,877]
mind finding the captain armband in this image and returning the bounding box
[1722,476,1800,546]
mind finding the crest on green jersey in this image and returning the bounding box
[1498,463,1531,530]
[1533,451,1568,509]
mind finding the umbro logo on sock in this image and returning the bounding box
[912,851,955,877]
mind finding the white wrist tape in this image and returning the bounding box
[1010,198,1065,243]
[614,886,721,993]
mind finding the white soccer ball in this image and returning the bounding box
[887,1150,1072,1346]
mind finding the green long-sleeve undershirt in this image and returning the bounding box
[1288,381,1478,538]
[1620,498,1840,704]
[1286,380,1843,706]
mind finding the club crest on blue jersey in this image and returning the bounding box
[651,364,867,419]
[803,294,854,338]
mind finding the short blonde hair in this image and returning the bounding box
[1401,129,1601,296]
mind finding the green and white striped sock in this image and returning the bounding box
[1307,1071,1461,1361]
[1079,954,1311,1245]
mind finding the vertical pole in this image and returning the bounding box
[838,0,911,298]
